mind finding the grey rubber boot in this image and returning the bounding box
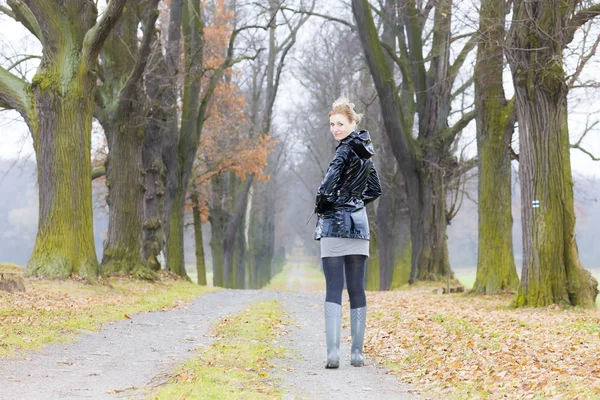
[350,306,367,367]
[324,302,341,369]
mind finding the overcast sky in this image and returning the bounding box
[2,2,600,177]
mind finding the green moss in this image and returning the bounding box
[143,218,163,230]
[390,240,412,289]
[31,71,60,92]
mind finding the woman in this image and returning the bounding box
[314,97,381,369]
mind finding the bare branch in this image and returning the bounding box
[567,31,600,88]
[81,0,127,69]
[92,167,106,180]
[571,143,600,161]
[280,6,355,30]
[6,0,42,41]
[442,109,476,143]
[381,40,412,82]
[451,77,473,100]
[566,4,600,45]
[120,1,160,103]
[448,35,477,88]
[422,0,435,23]
[571,117,600,149]
[0,4,16,19]
[0,65,29,117]
[7,55,41,72]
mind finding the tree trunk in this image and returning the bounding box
[366,203,380,291]
[353,0,456,284]
[142,50,169,272]
[209,213,225,287]
[27,87,99,279]
[95,3,159,279]
[209,175,226,287]
[3,0,128,280]
[473,0,519,294]
[101,120,147,277]
[235,217,246,289]
[191,189,207,285]
[507,0,597,307]
[166,185,189,278]
[377,172,411,289]
[223,178,253,288]
[412,166,451,282]
[161,0,184,272]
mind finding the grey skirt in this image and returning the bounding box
[320,237,369,258]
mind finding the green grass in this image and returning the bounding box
[0,263,24,273]
[454,271,476,290]
[0,277,216,356]
[150,300,289,399]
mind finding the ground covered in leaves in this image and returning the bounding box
[0,269,214,357]
[366,285,600,399]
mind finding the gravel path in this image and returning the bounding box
[0,270,419,400]
[0,290,277,400]
[273,265,419,400]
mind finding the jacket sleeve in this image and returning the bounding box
[315,144,350,213]
[362,161,382,205]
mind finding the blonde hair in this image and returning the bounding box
[328,96,362,125]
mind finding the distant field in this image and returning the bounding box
[454,270,476,290]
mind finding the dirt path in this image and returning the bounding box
[273,262,418,400]
[0,290,276,399]
[275,291,418,400]
[0,266,419,400]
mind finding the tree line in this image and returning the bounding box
[0,0,310,288]
[1,0,600,306]
[282,0,600,308]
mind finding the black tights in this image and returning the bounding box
[322,255,367,309]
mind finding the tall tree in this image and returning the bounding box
[142,0,183,272]
[0,0,127,279]
[472,0,519,293]
[507,0,600,306]
[351,0,477,282]
[166,0,260,278]
[96,0,160,279]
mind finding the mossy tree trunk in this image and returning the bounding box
[507,0,600,307]
[209,175,226,287]
[223,178,252,288]
[0,0,127,280]
[97,2,159,279]
[352,0,474,283]
[160,0,184,272]
[191,188,207,285]
[377,171,411,289]
[165,0,204,279]
[366,205,380,291]
[142,46,172,271]
[249,179,277,289]
[167,0,249,278]
[472,0,519,294]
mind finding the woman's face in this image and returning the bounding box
[329,113,356,141]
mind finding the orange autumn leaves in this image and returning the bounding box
[188,0,275,222]
[364,288,600,399]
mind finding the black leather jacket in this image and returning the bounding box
[314,130,382,240]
